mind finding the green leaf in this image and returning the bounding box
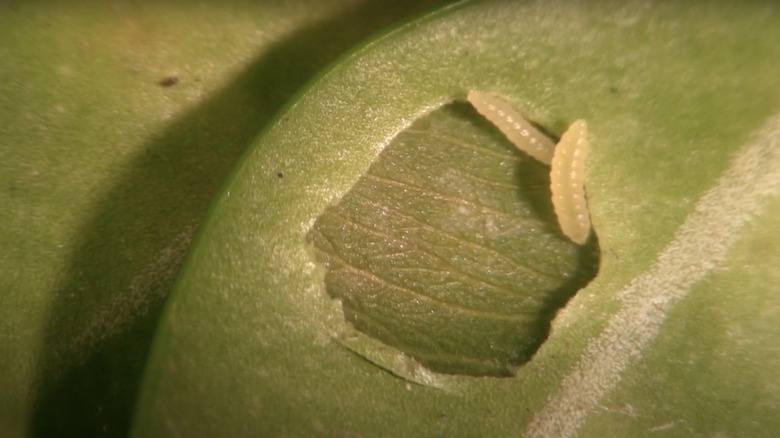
[0,1,453,436]
[134,0,780,436]
[308,102,599,376]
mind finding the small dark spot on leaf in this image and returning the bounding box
[608,85,618,94]
[277,172,284,179]
[158,76,179,87]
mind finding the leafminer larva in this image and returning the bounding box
[468,92,591,245]
[550,120,590,244]
[467,90,556,165]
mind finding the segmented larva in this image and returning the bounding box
[550,120,591,244]
[467,91,556,165]
[468,91,592,245]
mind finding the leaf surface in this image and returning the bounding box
[134,1,780,436]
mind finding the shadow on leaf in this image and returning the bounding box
[31,1,453,436]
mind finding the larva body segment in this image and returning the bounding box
[550,120,591,244]
[467,91,555,165]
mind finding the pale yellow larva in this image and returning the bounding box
[550,120,590,245]
[467,91,556,165]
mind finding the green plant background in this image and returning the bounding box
[2,0,779,437]
[0,0,452,436]
[135,0,779,436]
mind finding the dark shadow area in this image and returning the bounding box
[32,1,454,436]
[533,231,601,334]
